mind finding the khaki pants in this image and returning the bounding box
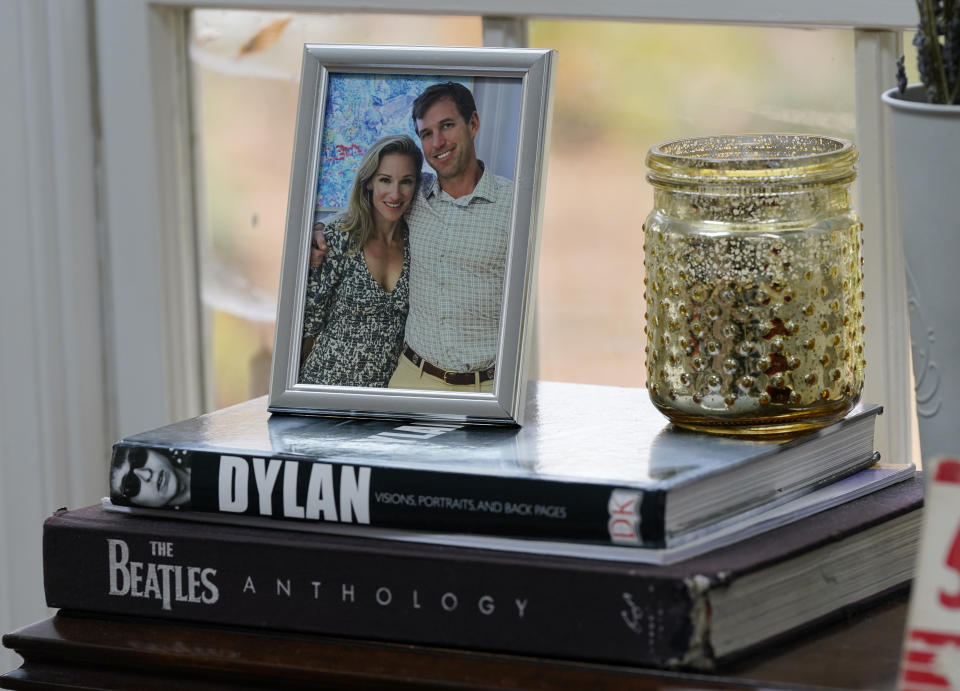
[388,352,494,392]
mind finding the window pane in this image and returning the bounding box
[190,11,482,408]
[902,30,921,86]
[191,14,854,407]
[528,21,854,387]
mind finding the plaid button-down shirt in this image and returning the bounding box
[404,164,514,372]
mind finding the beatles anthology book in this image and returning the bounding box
[46,476,923,670]
[107,382,890,550]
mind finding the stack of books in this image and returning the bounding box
[42,381,920,670]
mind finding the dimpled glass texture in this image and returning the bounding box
[643,134,865,437]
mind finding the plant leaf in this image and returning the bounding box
[238,17,292,58]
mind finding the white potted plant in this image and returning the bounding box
[882,0,960,462]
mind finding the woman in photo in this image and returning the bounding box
[299,134,422,387]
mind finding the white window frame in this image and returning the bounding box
[93,0,916,467]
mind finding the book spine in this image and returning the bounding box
[43,510,701,669]
[109,443,668,546]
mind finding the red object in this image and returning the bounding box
[935,459,960,484]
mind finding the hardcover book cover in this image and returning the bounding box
[105,462,913,566]
[46,475,924,670]
[109,382,888,547]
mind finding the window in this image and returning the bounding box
[528,21,853,385]
[189,11,483,407]
[93,0,916,458]
[191,12,854,405]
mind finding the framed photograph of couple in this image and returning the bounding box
[269,44,556,425]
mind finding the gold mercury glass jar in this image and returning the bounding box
[643,134,865,436]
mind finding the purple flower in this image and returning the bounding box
[903,0,960,104]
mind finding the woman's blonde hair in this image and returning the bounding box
[341,134,423,254]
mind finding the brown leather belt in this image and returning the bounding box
[402,344,495,386]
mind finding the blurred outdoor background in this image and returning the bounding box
[190,11,869,410]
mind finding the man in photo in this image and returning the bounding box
[313,81,513,393]
[109,446,191,508]
[389,81,513,393]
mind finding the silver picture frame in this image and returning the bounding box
[269,44,556,425]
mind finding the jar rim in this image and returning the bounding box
[646,133,858,187]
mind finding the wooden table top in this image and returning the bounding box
[1,595,907,690]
